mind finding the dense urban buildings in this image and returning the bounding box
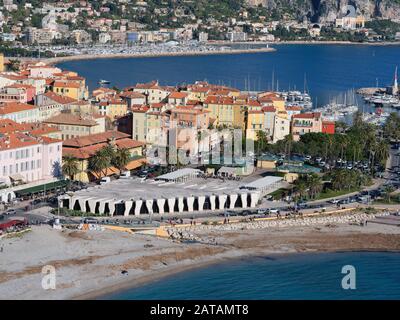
[0,56,343,198]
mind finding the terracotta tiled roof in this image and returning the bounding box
[169,91,188,99]
[0,102,36,115]
[0,119,60,137]
[262,106,276,113]
[0,132,38,151]
[292,112,321,119]
[53,81,81,88]
[131,105,149,113]
[44,114,99,126]
[63,133,144,159]
[5,84,35,90]
[42,91,77,104]
[286,106,303,111]
[63,130,141,148]
[120,91,145,99]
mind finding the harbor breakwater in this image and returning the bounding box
[44,47,276,65]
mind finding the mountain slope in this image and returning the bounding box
[246,0,400,22]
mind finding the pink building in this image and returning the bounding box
[0,130,62,185]
[291,112,322,141]
[0,84,36,103]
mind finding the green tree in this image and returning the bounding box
[62,155,79,181]
[112,148,131,174]
[88,148,113,179]
[7,59,20,71]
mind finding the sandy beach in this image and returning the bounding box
[1,210,400,300]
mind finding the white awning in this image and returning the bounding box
[241,176,283,190]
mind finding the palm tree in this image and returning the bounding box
[101,144,116,158]
[384,185,395,203]
[294,179,308,200]
[62,156,79,181]
[331,170,347,190]
[375,141,390,168]
[256,130,268,154]
[306,174,323,199]
[88,149,112,179]
[8,59,21,72]
[112,148,131,175]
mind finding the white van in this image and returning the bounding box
[100,177,111,185]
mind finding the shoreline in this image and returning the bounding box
[78,247,400,300]
[43,47,276,65]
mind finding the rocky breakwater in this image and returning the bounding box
[167,211,390,241]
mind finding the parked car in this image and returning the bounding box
[5,209,16,215]
[120,171,131,179]
[100,177,111,185]
[257,209,268,215]
[297,202,307,209]
[31,199,41,205]
[240,210,252,216]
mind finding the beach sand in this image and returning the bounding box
[1,217,400,300]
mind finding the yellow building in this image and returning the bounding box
[131,106,149,142]
[258,92,286,112]
[97,99,128,120]
[146,111,163,145]
[204,96,245,128]
[256,154,279,169]
[63,131,145,182]
[187,87,209,102]
[0,53,4,72]
[246,110,264,141]
[44,113,106,140]
[51,80,89,101]
[68,100,95,116]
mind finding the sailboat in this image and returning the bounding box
[98,79,111,85]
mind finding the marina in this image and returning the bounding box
[358,67,400,110]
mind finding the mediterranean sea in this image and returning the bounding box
[104,252,400,300]
[58,44,400,106]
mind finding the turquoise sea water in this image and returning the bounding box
[104,252,400,300]
[58,44,400,106]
